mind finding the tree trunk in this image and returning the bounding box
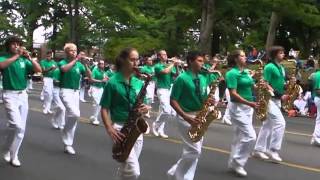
[199,0,215,55]
[265,12,280,49]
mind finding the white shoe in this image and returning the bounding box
[92,120,100,126]
[222,117,232,125]
[232,166,247,177]
[80,99,87,103]
[144,125,150,134]
[311,138,320,146]
[152,122,159,137]
[64,146,76,155]
[40,96,44,101]
[11,157,21,167]
[3,152,11,163]
[252,151,269,160]
[266,151,282,163]
[52,123,59,129]
[159,132,168,139]
[43,109,48,114]
[47,110,53,114]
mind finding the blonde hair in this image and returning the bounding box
[63,43,77,52]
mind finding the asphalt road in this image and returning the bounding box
[0,83,319,180]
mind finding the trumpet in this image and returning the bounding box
[16,47,31,59]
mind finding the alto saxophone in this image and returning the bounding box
[188,79,221,143]
[112,71,151,162]
[253,60,273,121]
[282,59,300,112]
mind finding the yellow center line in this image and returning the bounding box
[29,107,319,173]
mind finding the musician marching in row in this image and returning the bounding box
[100,47,150,180]
[225,49,258,177]
[0,36,42,167]
[253,46,288,162]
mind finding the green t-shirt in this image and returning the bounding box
[204,63,212,69]
[91,66,108,88]
[40,59,56,78]
[140,65,156,81]
[226,66,254,102]
[264,62,285,96]
[100,72,144,123]
[0,53,33,90]
[171,70,210,112]
[154,62,173,89]
[312,71,320,97]
[58,59,86,90]
[106,69,115,78]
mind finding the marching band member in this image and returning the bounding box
[152,50,178,138]
[58,43,91,155]
[100,47,149,180]
[0,36,42,167]
[167,51,212,180]
[311,60,320,146]
[50,59,66,130]
[252,46,288,162]
[140,56,156,119]
[225,49,257,177]
[78,51,89,103]
[40,51,56,114]
[89,59,109,125]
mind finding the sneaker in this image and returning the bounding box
[40,96,44,101]
[52,123,59,129]
[159,132,168,139]
[222,117,232,125]
[152,122,159,137]
[92,120,100,126]
[11,157,21,167]
[3,152,11,163]
[252,151,269,160]
[43,109,48,114]
[266,151,282,163]
[144,125,150,135]
[311,138,320,146]
[80,99,87,103]
[64,146,76,155]
[232,166,247,177]
[47,110,53,114]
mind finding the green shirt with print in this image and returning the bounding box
[100,72,144,123]
[0,53,33,90]
[58,59,86,90]
[40,59,56,78]
[91,66,108,88]
[154,62,173,89]
[171,70,211,112]
[226,66,254,102]
[264,62,285,96]
[140,65,156,81]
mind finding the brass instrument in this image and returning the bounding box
[253,59,273,121]
[188,80,221,143]
[112,71,151,162]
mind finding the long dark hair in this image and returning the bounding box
[115,47,137,70]
[227,49,243,67]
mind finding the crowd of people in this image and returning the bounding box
[1,36,320,180]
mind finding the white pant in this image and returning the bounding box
[2,90,29,159]
[228,102,256,167]
[146,81,155,104]
[255,99,286,152]
[167,113,203,180]
[27,79,33,90]
[51,87,66,128]
[154,88,176,134]
[313,97,320,143]
[223,89,231,120]
[114,123,143,180]
[60,88,80,146]
[90,86,104,121]
[43,77,54,111]
[80,86,86,101]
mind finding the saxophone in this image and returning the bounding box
[253,60,273,121]
[282,60,300,112]
[188,78,221,143]
[112,70,151,162]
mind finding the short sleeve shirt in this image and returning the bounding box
[91,66,108,88]
[226,66,254,102]
[40,59,57,78]
[154,62,172,89]
[312,71,320,97]
[0,53,33,90]
[99,72,144,123]
[263,62,285,95]
[58,59,86,90]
